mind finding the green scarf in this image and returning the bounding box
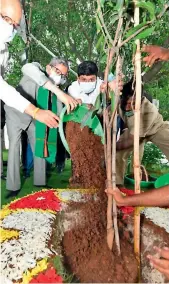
[35,87,57,163]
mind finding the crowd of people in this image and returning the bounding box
[0,0,169,280]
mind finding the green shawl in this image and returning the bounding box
[35,87,57,163]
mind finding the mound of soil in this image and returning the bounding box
[66,122,106,189]
[63,199,138,283]
[64,122,138,283]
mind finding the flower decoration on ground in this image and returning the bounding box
[0,189,63,283]
[9,190,61,211]
[30,266,63,283]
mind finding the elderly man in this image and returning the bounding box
[5,57,74,196]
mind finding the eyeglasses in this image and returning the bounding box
[0,14,20,29]
[51,66,68,80]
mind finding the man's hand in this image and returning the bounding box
[61,94,78,114]
[35,109,59,128]
[44,81,78,114]
[86,103,93,110]
[142,45,169,67]
[76,98,82,105]
[105,187,125,206]
[147,246,169,280]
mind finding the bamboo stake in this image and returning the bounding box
[111,55,121,255]
[133,0,141,278]
[106,110,114,250]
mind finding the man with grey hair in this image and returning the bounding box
[5,57,76,197]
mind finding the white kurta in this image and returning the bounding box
[68,78,103,105]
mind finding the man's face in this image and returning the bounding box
[78,74,96,83]
[48,63,68,78]
[46,63,68,85]
[125,96,135,111]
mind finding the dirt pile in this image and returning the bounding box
[66,121,106,189]
[63,200,138,283]
[64,122,138,283]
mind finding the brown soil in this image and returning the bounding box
[64,122,138,283]
[66,121,106,189]
[63,200,138,283]
[120,215,169,283]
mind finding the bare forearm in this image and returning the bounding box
[44,81,66,100]
[116,139,133,150]
[122,186,169,207]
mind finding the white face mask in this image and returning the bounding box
[0,17,17,45]
[79,81,96,94]
[49,72,66,86]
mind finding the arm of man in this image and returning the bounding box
[147,247,169,280]
[116,133,134,150]
[0,76,59,128]
[22,62,78,113]
[105,185,169,207]
[142,45,169,67]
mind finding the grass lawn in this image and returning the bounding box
[1,150,71,206]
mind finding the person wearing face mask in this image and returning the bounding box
[68,61,121,109]
[68,61,106,109]
[115,80,169,186]
[0,0,61,129]
[4,57,72,197]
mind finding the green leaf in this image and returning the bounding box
[136,1,155,20]
[115,0,124,12]
[96,34,104,50]
[100,0,105,8]
[96,16,101,34]
[125,22,147,38]
[108,15,119,27]
[134,26,155,40]
[100,54,107,64]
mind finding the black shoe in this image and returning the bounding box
[6,190,20,199]
[1,174,6,180]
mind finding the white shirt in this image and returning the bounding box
[0,43,30,113]
[68,77,103,105]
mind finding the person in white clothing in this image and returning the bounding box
[68,61,122,109]
[0,0,78,128]
[68,61,105,109]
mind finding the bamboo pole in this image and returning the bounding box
[106,112,114,250]
[133,0,141,278]
[111,55,121,255]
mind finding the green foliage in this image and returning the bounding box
[142,143,165,167]
[136,1,155,20]
[5,35,26,87]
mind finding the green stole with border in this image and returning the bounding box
[35,87,57,163]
